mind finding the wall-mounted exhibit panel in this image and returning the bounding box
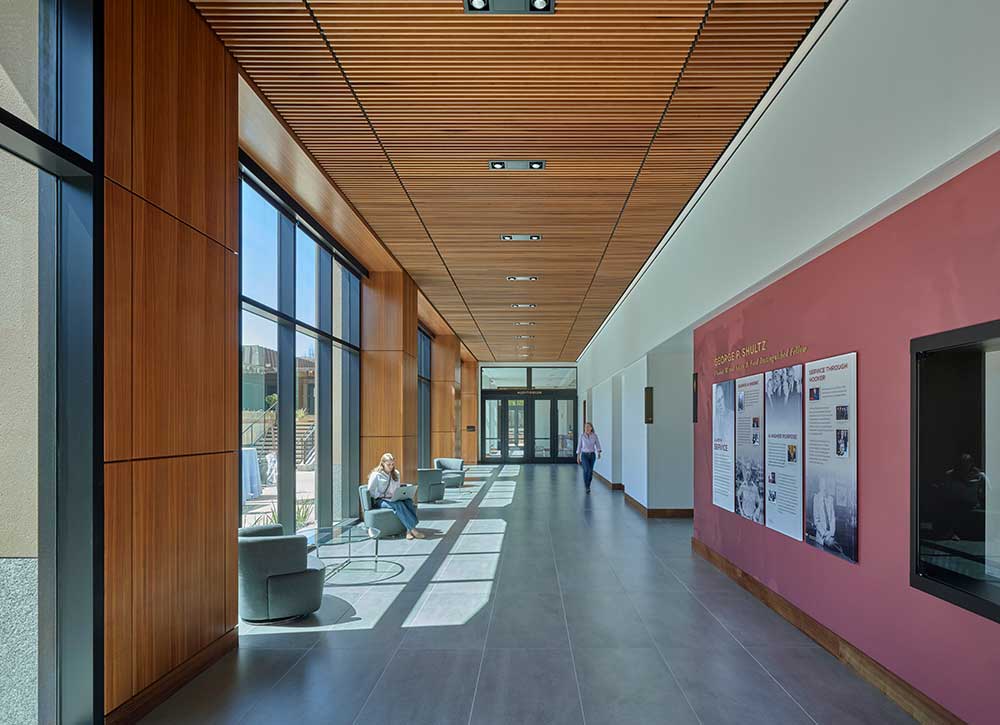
[765,365,804,541]
[735,374,764,524]
[805,353,858,562]
[693,149,1000,724]
[712,380,735,512]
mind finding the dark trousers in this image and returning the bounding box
[580,452,596,489]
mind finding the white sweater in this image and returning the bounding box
[367,470,399,501]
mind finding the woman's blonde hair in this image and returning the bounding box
[370,452,400,481]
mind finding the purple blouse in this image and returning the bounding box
[577,432,602,455]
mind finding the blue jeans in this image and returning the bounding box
[378,498,419,531]
[580,452,596,489]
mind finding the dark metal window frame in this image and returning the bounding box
[1,1,102,722]
[417,328,432,467]
[239,167,363,541]
[240,152,368,282]
[910,318,1000,625]
[479,366,577,392]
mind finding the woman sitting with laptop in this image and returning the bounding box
[367,452,424,539]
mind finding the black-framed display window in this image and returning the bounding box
[239,163,363,547]
[911,318,1000,623]
[417,328,432,467]
[1,1,101,722]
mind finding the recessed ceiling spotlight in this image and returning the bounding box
[488,159,546,171]
[511,303,536,309]
[514,335,534,339]
[466,0,554,14]
[513,321,535,326]
[499,233,541,241]
[506,275,538,282]
[518,345,535,350]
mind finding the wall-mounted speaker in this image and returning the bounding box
[644,386,653,424]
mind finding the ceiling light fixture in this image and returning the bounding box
[465,0,554,14]
[514,335,534,339]
[488,159,546,171]
[506,275,538,282]
[499,233,541,241]
[511,303,536,308]
[513,321,535,326]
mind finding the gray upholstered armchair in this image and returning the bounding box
[417,468,445,503]
[358,485,407,538]
[434,457,466,488]
[237,524,325,623]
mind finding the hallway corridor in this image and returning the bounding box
[144,465,911,724]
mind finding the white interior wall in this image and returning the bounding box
[578,0,1000,394]
[591,377,615,483]
[646,331,695,510]
[620,357,648,506]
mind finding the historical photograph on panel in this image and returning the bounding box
[712,379,736,512]
[805,353,859,562]
[764,365,804,540]
[735,374,765,523]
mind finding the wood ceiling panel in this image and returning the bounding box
[558,0,828,358]
[194,0,826,363]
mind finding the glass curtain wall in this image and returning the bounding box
[240,175,361,545]
[1,1,98,721]
[418,329,432,467]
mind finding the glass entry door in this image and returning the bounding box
[481,394,577,463]
[507,399,526,459]
[482,397,527,461]
[556,399,577,460]
[533,399,552,459]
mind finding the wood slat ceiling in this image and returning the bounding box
[193,0,828,362]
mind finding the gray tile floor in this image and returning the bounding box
[143,464,913,724]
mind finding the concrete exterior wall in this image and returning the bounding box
[0,5,42,720]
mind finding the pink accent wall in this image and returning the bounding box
[693,151,1000,723]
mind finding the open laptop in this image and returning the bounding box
[390,484,416,502]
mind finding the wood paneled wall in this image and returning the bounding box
[461,361,479,464]
[361,271,419,482]
[430,335,461,461]
[103,0,239,718]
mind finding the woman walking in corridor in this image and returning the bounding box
[576,422,602,494]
